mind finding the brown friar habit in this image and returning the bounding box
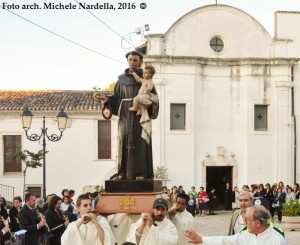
[107,68,159,180]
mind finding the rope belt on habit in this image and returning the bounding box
[117,98,133,118]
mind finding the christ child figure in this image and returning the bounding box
[129,65,155,115]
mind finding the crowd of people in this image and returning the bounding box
[0,180,297,244]
[0,189,193,245]
[164,181,300,220]
[0,189,102,245]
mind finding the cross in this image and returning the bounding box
[119,196,135,210]
[174,113,181,119]
[257,114,263,120]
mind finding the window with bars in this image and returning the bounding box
[209,36,224,53]
[98,120,111,159]
[254,105,268,131]
[3,135,22,173]
[170,103,186,130]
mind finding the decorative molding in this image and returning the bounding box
[202,146,237,167]
[201,146,238,189]
[275,82,293,89]
[145,55,299,66]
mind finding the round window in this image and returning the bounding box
[209,37,224,53]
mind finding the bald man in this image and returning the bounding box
[185,205,286,245]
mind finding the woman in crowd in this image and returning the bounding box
[36,198,45,215]
[8,196,22,233]
[263,183,274,215]
[252,186,260,198]
[61,189,69,198]
[232,186,240,209]
[0,197,8,220]
[208,187,217,215]
[45,196,69,245]
[170,186,178,207]
[258,183,265,196]
[273,187,286,223]
[224,182,232,211]
[178,185,185,194]
[198,187,209,216]
[285,187,295,203]
[60,196,71,214]
[187,193,196,217]
[63,205,77,223]
[278,181,286,193]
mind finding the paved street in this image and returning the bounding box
[193,211,299,244]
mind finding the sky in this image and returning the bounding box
[0,0,299,90]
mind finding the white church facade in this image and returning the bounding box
[146,4,300,191]
[1,4,300,199]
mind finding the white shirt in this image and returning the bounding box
[234,214,245,234]
[61,215,115,245]
[107,213,140,245]
[285,192,295,203]
[126,216,178,245]
[171,209,195,245]
[60,203,69,213]
[202,226,287,245]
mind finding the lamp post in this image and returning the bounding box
[21,107,68,200]
[121,24,150,52]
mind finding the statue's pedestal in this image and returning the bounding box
[105,179,163,193]
[95,180,165,214]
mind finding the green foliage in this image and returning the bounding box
[154,165,170,185]
[8,147,46,173]
[7,147,47,193]
[102,82,116,92]
[95,185,105,193]
[282,199,300,216]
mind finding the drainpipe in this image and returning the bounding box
[291,66,297,184]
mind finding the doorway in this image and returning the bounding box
[206,166,232,210]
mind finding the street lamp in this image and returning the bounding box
[21,107,68,200]
[121,24,150,52]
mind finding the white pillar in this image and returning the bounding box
[275,82,293,184]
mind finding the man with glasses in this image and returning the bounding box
[184,205,286,244]
[228,191,253,235]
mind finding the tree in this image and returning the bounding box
[154,165,171,186]
[8,147,47,194]
[95,185,105,193]
[102,82,116,92]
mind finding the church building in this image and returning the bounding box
[1,4,300,198]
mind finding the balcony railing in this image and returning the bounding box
[0,184,15,208]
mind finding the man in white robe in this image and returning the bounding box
[107,213,139,245]
[61,194,115,245]
[126,198,178,245]
[185,205,286,245]
[169,193,195,245]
